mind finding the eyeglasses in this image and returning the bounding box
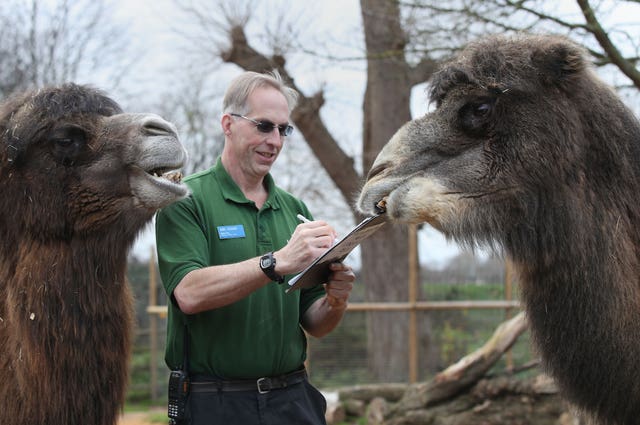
[230,113,294,137]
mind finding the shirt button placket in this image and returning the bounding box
[256,211,272,253]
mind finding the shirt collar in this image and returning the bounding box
[214,157,280,210]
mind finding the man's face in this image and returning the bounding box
[227,86,291,181]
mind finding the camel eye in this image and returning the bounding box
[459,98,496,134]
[50,126,87,166]
[474,103,492,117]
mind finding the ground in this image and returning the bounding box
[118,409,163,425]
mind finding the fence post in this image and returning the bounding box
[149,248,159,401]
[408,224,419,383]
[504,258,514,370]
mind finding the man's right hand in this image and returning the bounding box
[274,220,337,275]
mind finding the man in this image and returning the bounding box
[156,70,355,425]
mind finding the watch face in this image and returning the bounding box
[260,255,273,269]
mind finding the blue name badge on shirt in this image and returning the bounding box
[217,224,246,240]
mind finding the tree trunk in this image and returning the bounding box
[359,0,414,382]
[220,0,433,381]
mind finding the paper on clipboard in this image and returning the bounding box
[286,214,387,293]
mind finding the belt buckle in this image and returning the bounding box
[257,377,271,394]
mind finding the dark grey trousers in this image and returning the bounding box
[185,379,327,425]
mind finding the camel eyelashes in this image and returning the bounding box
[488,86,509,95]
[54,138,74,147]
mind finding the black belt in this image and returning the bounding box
[190,368,307,394]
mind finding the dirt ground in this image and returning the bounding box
[118,410,163,425]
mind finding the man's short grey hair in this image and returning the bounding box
[222,70,299,115]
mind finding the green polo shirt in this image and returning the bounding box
[156,158,326,378]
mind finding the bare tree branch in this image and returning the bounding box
[409,57,440,87]
[502,0,588,31]
[0,0,136,98]
[577,0,640,89]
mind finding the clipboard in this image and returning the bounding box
[286,214,387,293]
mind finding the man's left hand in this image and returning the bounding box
[324,262,355,308]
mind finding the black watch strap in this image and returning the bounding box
[260,252,285,284]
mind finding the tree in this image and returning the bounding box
[401,0,640,91]
[0,0,135,99]
[358,0,438,381]
[153,72,225,176]
[163,0,639,382]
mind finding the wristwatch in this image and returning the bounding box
[260,252,285,284]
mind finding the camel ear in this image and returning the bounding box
[3,126,32,165]
[1,100,32,166]
[532,39,586,89]
[6,137,24,165]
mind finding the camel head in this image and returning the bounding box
[0,83,188,243]
[357,34,639,252]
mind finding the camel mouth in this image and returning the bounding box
[129,163,189,210]
[375,197,388,214]
[149,168,183,184]
[141,165,188,197]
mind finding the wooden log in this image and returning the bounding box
[390,311,528,414]
[366,397,390,425]
[385,383,567,425]
[324,402,345,425]
[342,399,366,417]
[331,312,581,424]
[338,383,409,403]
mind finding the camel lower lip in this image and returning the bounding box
[148,173,188,194]
[131,166,189,199]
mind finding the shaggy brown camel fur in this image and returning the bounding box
[0,84,188,425]
[358,34,640,425]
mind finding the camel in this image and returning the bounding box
[0,83,188,425]
[357,34,640,425]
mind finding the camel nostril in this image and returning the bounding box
[143,116,177,137]
[144,123,170,136]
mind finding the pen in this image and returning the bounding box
[296,213,312,223]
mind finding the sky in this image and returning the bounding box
[100,0,639,270]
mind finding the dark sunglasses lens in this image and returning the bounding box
[256,121,275,133]
[281,125,292,136]
[256,120,293,137]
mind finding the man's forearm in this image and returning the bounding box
[301,295,348,338]
[173,257,271,314]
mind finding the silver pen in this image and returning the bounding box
[296,213,312,223]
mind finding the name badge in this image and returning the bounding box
[217,225,246,240]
